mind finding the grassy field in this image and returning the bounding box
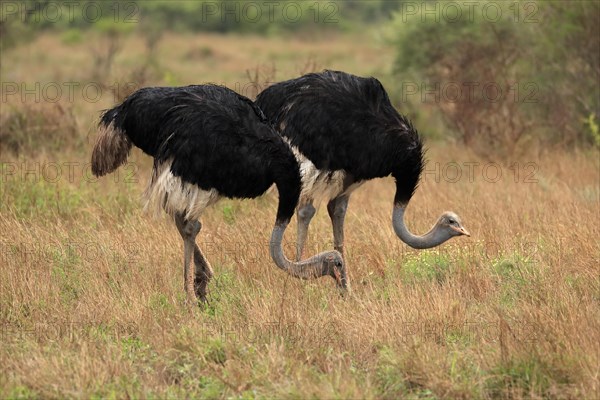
[1,31,599,399]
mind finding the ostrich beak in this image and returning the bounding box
[452,226,471,237]
[333,268,349,292]
[333,268,342,286]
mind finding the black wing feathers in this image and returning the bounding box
[99,85,301,222]
[256,70,424,204]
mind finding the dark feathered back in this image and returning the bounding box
[256,70,424,205]
[98,85,301,222]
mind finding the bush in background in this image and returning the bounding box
[0,103,79,156]
[391,1,600,157]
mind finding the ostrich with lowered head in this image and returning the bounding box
[256,70,469,275]
[91,84,346,304]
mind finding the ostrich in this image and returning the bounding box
[91,84,346,304]
[255,70,469,271]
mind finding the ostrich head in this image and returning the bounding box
[270,221,348,290]
[393,205,470,249]
[321,252,347,289]
[436,211,470,238]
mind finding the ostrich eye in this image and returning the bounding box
[335,260,342,268]
[448,219,455,224]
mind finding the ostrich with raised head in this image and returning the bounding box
[91,84,346,304]
[256,70,469,273]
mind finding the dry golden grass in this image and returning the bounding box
[1,31,599,399]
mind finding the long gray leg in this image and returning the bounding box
[327,195,350,258]
[175,214,212,304]
[296,201,316,261]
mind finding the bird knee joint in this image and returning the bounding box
[333,205,347,218]
[298,205,316,221]
[183,222,201,238]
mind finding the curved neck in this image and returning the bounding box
[392,204,447,249]
[270,220,327,279]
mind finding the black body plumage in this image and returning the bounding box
[95,85,301,222]
[255,70,424,205]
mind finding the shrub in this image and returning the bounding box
[0,102,79,156]
[391,1,600,155]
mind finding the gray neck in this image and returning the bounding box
[270,221,327,280]
[392,205,448,249]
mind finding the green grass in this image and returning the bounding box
[401,251,452,285]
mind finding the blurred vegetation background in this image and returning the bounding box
[1,0,599,158]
